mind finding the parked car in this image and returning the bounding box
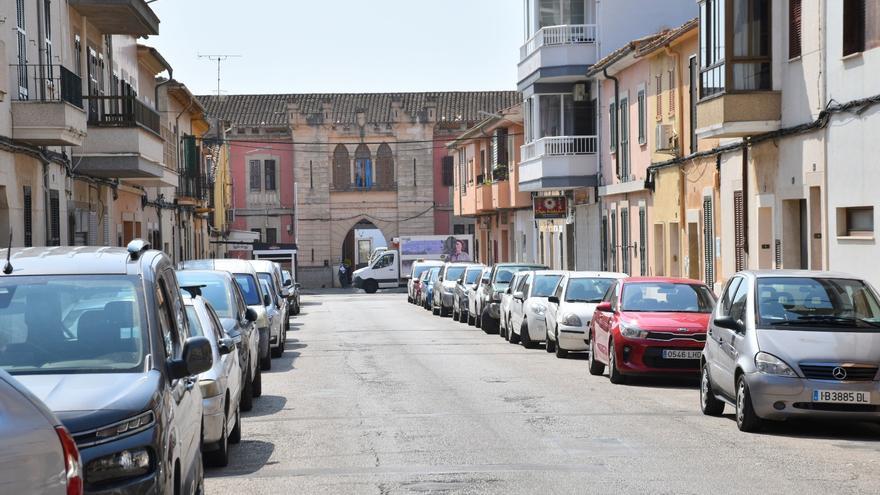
[409,260,443,304]
[0,369,83,495]
[183,294,242,467]
[0,241,212,494]
[423,267,441,311]
[507,271,565,347]
[432,263,471,316]
[588,277,716,384]
[251,259,290,340]
[182,259,274,371]
[545,271,628,358]
[469,267,492,327]
[479,263,548,333]
[281,269,301,315]
[454,264,485,322]
[500,271,530,339]
[255,268,288,358]
[176,270,261,410]
[701,271,880,432]
[414,268,430,307]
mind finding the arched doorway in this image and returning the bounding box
[341,219,388,272]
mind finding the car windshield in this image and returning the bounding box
[282,270,292,284]
[257,273,276,297]
[465,269,482,284]
[756,277,880,329]
[0,276,146,375]
[446,266,467,281]
[566,278,616,303]
[177,272,234,319]
[495,266,535,285]
[429,268,440,282]
[234,274,261,305]
[185,305,206,338]
[532,275,562,297]
[412,265,434,279]
[621,282,716,313]
[259,279,273,301]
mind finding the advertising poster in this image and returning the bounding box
[533,196,568,219]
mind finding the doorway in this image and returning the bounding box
[653,223,665,276]
[687,222,700,280]
[669,222,681,277]
[809,187,823,270]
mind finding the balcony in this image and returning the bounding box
[518,24,597,87]
[695,92,781,138]
[68,0,159,36]
[476,184,494,214]
[519,136,598,192]
[74,96,172,187]
[11,65,87,146]
[178,174,211,205]
[491,180,511,210]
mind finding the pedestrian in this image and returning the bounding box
[338,263,347,287]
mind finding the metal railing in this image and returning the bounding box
[178,173,211,201]
[10,64,83,109]
[520,136,598,162]
[84,95,161,135]
[520,24,597,59]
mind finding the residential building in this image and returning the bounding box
[450,106,532,265]
[518,0,696,270]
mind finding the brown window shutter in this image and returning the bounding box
[333,144,351,190]
[790,0,802,59]
[376,143,394,189]
[843,0,866,56]
[734,190,745,272]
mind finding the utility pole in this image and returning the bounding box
[197,54,241,99]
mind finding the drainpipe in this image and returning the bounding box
[664,46,685,157]
[603,68,620,180]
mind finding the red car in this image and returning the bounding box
[588,277,717,384]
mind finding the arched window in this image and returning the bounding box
[376,143,394,189]
[333,144,350,190]
[354,144,372,190]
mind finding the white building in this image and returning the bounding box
[518,0,696,270]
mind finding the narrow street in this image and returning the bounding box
[207,291,880,494]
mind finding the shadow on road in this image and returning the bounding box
[720,414,880,441]
[206,439,276,477]
[617,375,699,390]
[245,395,288,418]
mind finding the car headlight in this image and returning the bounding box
[199,379,222,397]
[561,313,583,327]
[754,352,797,377]
[86,448,152,484]
[532,303,547,317]
[619,322,648,339]
[95,411,155,441]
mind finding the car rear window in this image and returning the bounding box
[234,274,261,305]
[621,282,715,313]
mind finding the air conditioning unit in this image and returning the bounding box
[655,124,676,151]
[574,83,587,102]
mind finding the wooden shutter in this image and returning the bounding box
[734,190,745,272]
[601,215,608,271]
[775,239,782,269]
[441,156,454,187]
[376,143,394,189]
[496,128,509,166]
[49,190,61,246]
[843,0,866,56]
[639,206,647,276]
[23,186,33,247]
[610,210,617,272]
[703,197,715,286]
[263,159,276,191]
[621,208,630,275]
[333,144,350,190]
[249,160,261,191]
[790,0,802,58]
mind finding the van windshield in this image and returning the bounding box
[465,269,482,284]
[757,277,880,329]
[234,274,261,305]
[0,276,146,375]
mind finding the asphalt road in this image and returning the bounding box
[207,291,880,494]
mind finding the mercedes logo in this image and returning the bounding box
[832,367,848,380]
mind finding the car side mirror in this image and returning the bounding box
[714,316,744,333]
[219,337,236,355]
[282,288,290,298]
[595,301,613,313]
[548,296,560,305]
[294,283,301,289]
[284,279,293,287]
[169,336,213,379]
[245,308,258,322]
[513,291,524,301]
[263,294,271,307]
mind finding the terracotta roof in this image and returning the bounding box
[198,91,521,127]
[586,18,698,78]
[635,18,699,57]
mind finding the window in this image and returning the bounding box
[23,186,32,247]
[49,190,60,246]
[74,35,82,77]
[620,207,630,275]
[354,144,372,190]
[719,277,743,315]
[734,190,746,271]
[610,210,618,271]
[453,224,465,235]
[249,160,261,191]
[493,128,509,166]
[442,156,454,187]
[637,89,646,145]
[655,75,663,119]
[668,70,676,114]
[689,56,699,153]
[479,150,486,182]
[374,253,394,269]
[458,149,467,194]
[43,0,53,79]
[376,143,394,188]
[703,196,715,286]
[609,100,617,152]
[844,0,866,56]
[156,277,182,360]
[790,0,802,58]
[728,277,750,321]
[15,0,27,99]
[263,159,276,191]
[700,0,726,98]
[251,228,262,242]
[756,277,880,328]
[639,205,647,276]
[839,206,874,237]
[731,0,772,90]
[537,94,576,138]
[621,282,716,313]
[333,144,350,190]
[265,228,277,245]
[619,97,630,180]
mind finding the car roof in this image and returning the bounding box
[742,269,866,281]
[532,270,567,276]
[566,271,629,279]
[249,260,278,272]
[623,276,707,285]
[181,258,259,275]
[0,246,161,276]
[176,269,234,281]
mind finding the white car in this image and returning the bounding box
[500,271,530,341]
[408,260,443,304]
[468,267,492,326]
[259,278,285,357]
[544,271,628,358]
[507,271,566,348]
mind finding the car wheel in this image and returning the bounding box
[481,312,497,334]
[229,403,241,444]
[555,328,568,359]
[205,411,230,467]
[736,375,763,432]
[545,327,556,353]
[240,369,254,412]
[608,340,626,384]
[468,312,475,326]
[364,279,378,294]
[521,322,536,348]
[700,363,726,417]
[252,365,263,397]
[271,335,284,358]
[260,350,272,370]
[588,331,605,376]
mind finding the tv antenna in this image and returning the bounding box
[198,53,241,99]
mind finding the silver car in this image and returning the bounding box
[183,295,242,467]
[432,263,471,316]
[701,270,880,432]
[0,369,82,495]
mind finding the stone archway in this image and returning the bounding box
[341,218,389,271]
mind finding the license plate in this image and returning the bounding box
[662,349,701,360]
[812,390,873,404]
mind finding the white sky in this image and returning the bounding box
[148,0,523,96]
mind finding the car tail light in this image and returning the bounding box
[55,426,84,495]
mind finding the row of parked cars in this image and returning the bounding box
[407,260,880,433]
[0,241,301,494]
